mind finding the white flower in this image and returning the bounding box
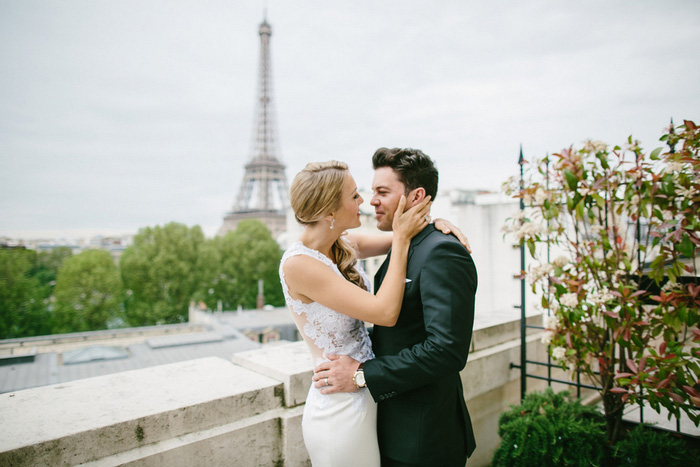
[529,262,554,284]
[551,346,567,360]
[541,330,555,345]
[662,210,674,221]
[549,300,561,313]
[552,256,569,268]
[588,288,614,305]
[544,315,560,331]
[514,221,547,241]
[578,186,591,197]
[535,187,548,205]
[661,280,677,293]
[560,293,579,308]
[511,210,526,221]
[630,194,640,206]
[583,139,608,153]
[624,139,641,152]
[666,162,684,172]
[628,170,641,181]
[589,224,604,235]
[677,185,697,198]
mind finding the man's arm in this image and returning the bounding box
[313,240,477,396]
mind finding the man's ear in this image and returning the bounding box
[407,187,426,207]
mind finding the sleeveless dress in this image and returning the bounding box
[279,241,380,467]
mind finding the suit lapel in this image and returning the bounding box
[373,225,435,292]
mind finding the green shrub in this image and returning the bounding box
[613,423,698,467]
[492,388,607,467]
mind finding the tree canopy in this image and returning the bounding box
[0,248,51,338]
[120,222,208,326]
[52,249,123,333]
[197,219,284,310]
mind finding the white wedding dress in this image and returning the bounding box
[280,241,380,467]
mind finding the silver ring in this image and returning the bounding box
[324,378,329,386]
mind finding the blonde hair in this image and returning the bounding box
[290,161,365,289]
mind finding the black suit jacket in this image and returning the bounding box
[364,224,477,465]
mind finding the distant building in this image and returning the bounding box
[0,306,300,394]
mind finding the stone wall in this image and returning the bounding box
[0,316,547,467]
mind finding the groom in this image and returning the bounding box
[313,147,478,466]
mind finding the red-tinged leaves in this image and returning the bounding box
[613,327,623,341]
[604,311,620,319]
[650,292,674,304]
[659,341,667,355]
[630,290,647,298]
[639,356,647,372]
[631,320,650,326]
[689,284,700,299]
[598,357,608,370]
[690,396,700,408]
[609,387,629,394]
[622,393,629,403]
[684,119,697,130]
[627,359,638,374]
[657,377,671,389]
[615,372,635,379]
[683,385,700,398]
[622,327,632,342]
[692,329,700,342]
[668,392,685,404]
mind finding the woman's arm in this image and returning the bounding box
[346,217,471,258]
[345,232,393,259]
[283,196,431,326]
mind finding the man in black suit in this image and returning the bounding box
[313,148,478,466]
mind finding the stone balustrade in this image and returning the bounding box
[0,316,547,467]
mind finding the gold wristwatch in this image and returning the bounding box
[353,363,366,388]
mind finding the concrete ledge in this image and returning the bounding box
[0,318,547,467]
[464,331,546,398]
[81,408,297,467]
[471,313,541,353]
[232,341,313,408]
[0,357,283,466]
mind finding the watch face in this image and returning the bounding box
[356,371,366,387]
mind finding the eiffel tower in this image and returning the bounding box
[218,18,289,239]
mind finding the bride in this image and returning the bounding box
[279,160,466,466]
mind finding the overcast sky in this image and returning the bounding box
[1,1,699,240]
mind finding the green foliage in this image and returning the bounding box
[120,222,207,326]
[52,249,124,333]
[612,423,698,467]
[32,247,73,292]
[502,120,700,441]
[0,248,51,338]
[196,220,283,310]
[492,389,607,467]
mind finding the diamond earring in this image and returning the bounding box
[330,218,335,230]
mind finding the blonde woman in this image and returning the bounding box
[280,161,466,466]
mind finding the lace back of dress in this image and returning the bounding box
[279,241,374,366]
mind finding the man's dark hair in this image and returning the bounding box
[372,147,439,200]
